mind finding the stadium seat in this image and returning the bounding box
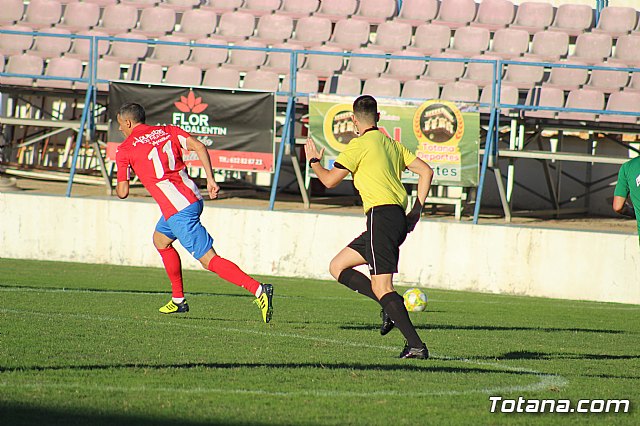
[602,90,640,124]
[253,13,294,45]
[66,29,110,60]
[400,79,440,100]
[289,16,332,48]
[76,58,122,91]
[592,7,637,39]
[215,11,256,43]
[0,24,34,56]
[174,9,218,41]
[524,30,569,63]
[362,77,401,98]
[241,0,283,17]
[22,0,62,29]
[132,7,177,38]
[611,35,640,68]
[261,41,305,75]
[441,81,479,102]
[314,0,358,22]
[279,0,320,19]
[300,44,343,78]
[31,27,72,59]
[570,33,613,65]
[96,4,139,36]
[128,61,164,84]
[446,26,490,57]
[524,86,564,119]
[162,0,203,12]
[470,0,515,32]
[325,18,370,51]
[371,21,412,53]
[0,54,4,73]
[202,66,240,88]
[385,50,427,82]
[0,0,24,25]
[322,74,362,95]
[84,0,118,5]
[352,0,397,25]
[502,58,544,90]
[557,88,604,122]
[543,60,589,91]
[343,47,387,80]
[432,0,477,30]
[509,1,554,35]
[586,61,630,93]
[459,54,500,87]
[121,0,157,9]
[202,0,244,14]
[0,53,43,86]
[479,84,519,114]
[394,0,438,27]
[165,64,203,86]
[548,4,593,37]
[223,39,267,71]
[242,69,280,91]
[187,37,229,69]
[36,56,83,89]
[104,33,150,65]
[407,23,451,56]
[57,1,100,32]
[280,70,319,103]
[421,52,466,85]
[147,35,191,66]
[487,28,530,60]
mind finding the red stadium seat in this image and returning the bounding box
[223,39,267,71]
[202,66,241,88]
[76,58,122,91]
[174,9,218,41]
[132,7,177,38]
[57,1,101,32]
[325,18,370,51]
[288,16,332,48]
[557,88,604,122]
[543,60,589,92]
[459,54,500,87]
[524,86,564,119]
[300,44,344,78]
[104,33,150,65]
[603,90,640,124]
[470,0,516,32]
[441,81,479,102]
[31,27,72,59]
[36,56,83,89]
[165,64,203,86]
[241,0,283,17]
[407,24,451,56]
[0,53,43,86]
[215,11,256,43]
[343,47,387,81]
[128,61,164,84]
[401,79,440,100]
[548,4,593,37]
[612,35,640,68]
[569,33,613,65]
[395,0,438,27]
[279,0,319,19]
[96,4,139,36]
[314,0,358,23]
[352,0,397,25]
[371,21,413,53]
[0,0,24,25]
[509,1,554,35]
[432,0,478,30]
[322,74,362,95]
[261,41,305,75]
[146,35,191,66]
[524,30,569,63]
[487,28,530,60]
[187,37,229,69]
[66,29,110,61]
[242,69,280,91]
[253,13,294,45]
[592,7,637,39]
[502,58,544,90]
[22,0,62,29]
[0,24,34,56]
[586,61,630,94]
[385,50,427,82]
[421,52,466,85]
[362,77,401,98]
[479,84,519,114]
[446,26,491,57]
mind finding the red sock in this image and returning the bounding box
[158,246,184,299]
[208,255,261,295]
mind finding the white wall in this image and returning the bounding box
[0,192,638,304]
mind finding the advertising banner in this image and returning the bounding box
[308,94,480,186]
[108,82,275,172]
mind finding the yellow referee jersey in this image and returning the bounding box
[335,129,416,213]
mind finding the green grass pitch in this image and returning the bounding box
[0,258,638,425]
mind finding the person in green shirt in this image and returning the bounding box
[305,95,434,359]
[613,157,640,242]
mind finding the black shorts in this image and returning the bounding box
[348,204,408,275]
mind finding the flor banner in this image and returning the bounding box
[309,94,480,186]
[108,82,275,172]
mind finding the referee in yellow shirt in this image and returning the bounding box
[305,95,434,359]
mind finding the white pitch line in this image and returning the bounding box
[1,285,638,310]
[0,307,568,397]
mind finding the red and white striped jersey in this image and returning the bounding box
[116,124,202,219]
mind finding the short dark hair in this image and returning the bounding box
[352,95,377,123]
[118,103,146,124]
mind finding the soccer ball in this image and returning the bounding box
[403,288,428,312]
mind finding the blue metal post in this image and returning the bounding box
[268,50,297,210]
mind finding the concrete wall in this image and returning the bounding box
[0,192,638,304]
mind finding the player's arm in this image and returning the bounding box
[304,138,349,188]
[406,157,434,232]
[613,196,635,218]
[185,136,219,200]
[116,180,129,199]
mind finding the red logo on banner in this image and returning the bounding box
[174,91,208,113]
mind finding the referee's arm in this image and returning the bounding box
[304,138,350,188]
[407,157,434,206]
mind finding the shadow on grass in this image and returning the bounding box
[488,350,640,361]
[0,405,259,426]
[0,361,541,377]
[340,324,626,334]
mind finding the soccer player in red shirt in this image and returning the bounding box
[115,103,273,322]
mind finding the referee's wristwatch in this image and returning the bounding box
[308,157,320,167]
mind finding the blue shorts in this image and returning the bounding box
[155,200,213,260]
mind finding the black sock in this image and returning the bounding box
[337,268,379,302]
[380,292,423,348]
